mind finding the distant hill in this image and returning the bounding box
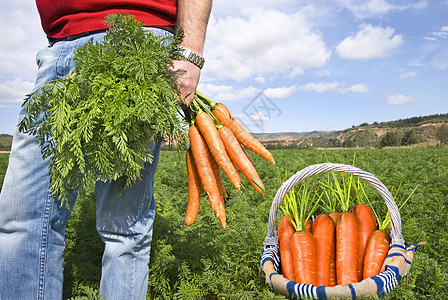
[250,131,329,142]
[262,113,448,149]
[0,134,13,151]
[1,113,447,151]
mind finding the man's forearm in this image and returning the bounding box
[177,0,212,56]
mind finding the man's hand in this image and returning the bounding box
[172,59,201,106]
[175,0,212,106]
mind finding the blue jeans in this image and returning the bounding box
[0,28,168,300]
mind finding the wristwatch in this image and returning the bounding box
[180,47,205,69]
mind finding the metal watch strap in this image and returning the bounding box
[180,47,205,69]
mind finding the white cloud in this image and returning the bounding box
[263,85,297,99]
[197,83,233,95]
[385,93,421,105]
[197,83,259,102]
[298,81,369,94]
[335,0,428,19]
[336,24,403,60]
[425,25,448,40]
[235,112,273,133]
[346,83,369,93]
[410,25,448,70]
[203,8,331,81]
[409,42,448,70]
[400,71,418,78]
[300,81,341,93]
[254,76,266,84]
[429,48,448,70]
[318,70,332,76]
[247,112,272,122]
[0,2,47,83]
[0,79,34,105]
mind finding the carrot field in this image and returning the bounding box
[1,148,447,299]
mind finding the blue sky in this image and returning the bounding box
[1,0,447,134]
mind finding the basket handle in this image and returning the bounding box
[264,163,405,249]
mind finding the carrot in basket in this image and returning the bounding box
[290,230,317,285]
[195,111,241,190]
[328,212,340,224]
[336,212,359,286]
[353,204,377,282]
[312,214,335,287]
[189,123,226,228]
[305,219,313,232]
[329,240,337,286]
[280,180,321,285]
[363,230,391,279]
[218,125,264,194]
[328,212,338,287]
[184,149,202,226]
[278,214,296,281]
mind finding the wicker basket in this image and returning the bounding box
[261,163,418,299]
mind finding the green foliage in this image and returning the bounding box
[2,148,447,299]
[146,151,277,299]
[63,187,103,299]
[436,124,448,145]
[354,129,380,147]
[380,131,402,147]
[281,182,322,231]
[376,113,448,128]
[68,285,105,300]
[0,153,8,187]
[18,13,188,206]
[0,134,12,151]
[402,129,419,146]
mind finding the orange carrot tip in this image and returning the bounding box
[188,123,226,228]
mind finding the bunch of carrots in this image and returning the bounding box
[184,92,275,228]
[278,174,394,287]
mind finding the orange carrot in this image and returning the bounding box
[328,212,340,224]
[218,125,264,194]
[305,219,313,233]
[353,204,377,282]
[184,149,202,226]
[328,216,337,287]
[336,212,359,286]
[312,214,335,287]
[239,142,253,165]
[290,230,317,285]
[278,215,296,281]
[210,153,228,199]
[327,213,339,286]
[188,123,226,228]
[195,111,241,190]
[363,230,391,279]
[211,103,275,164]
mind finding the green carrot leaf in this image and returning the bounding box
[18,13,188,206]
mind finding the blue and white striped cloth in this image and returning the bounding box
[261,243,418,299]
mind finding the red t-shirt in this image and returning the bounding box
[36,0,177,38]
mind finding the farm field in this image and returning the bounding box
[1,148,447,299]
